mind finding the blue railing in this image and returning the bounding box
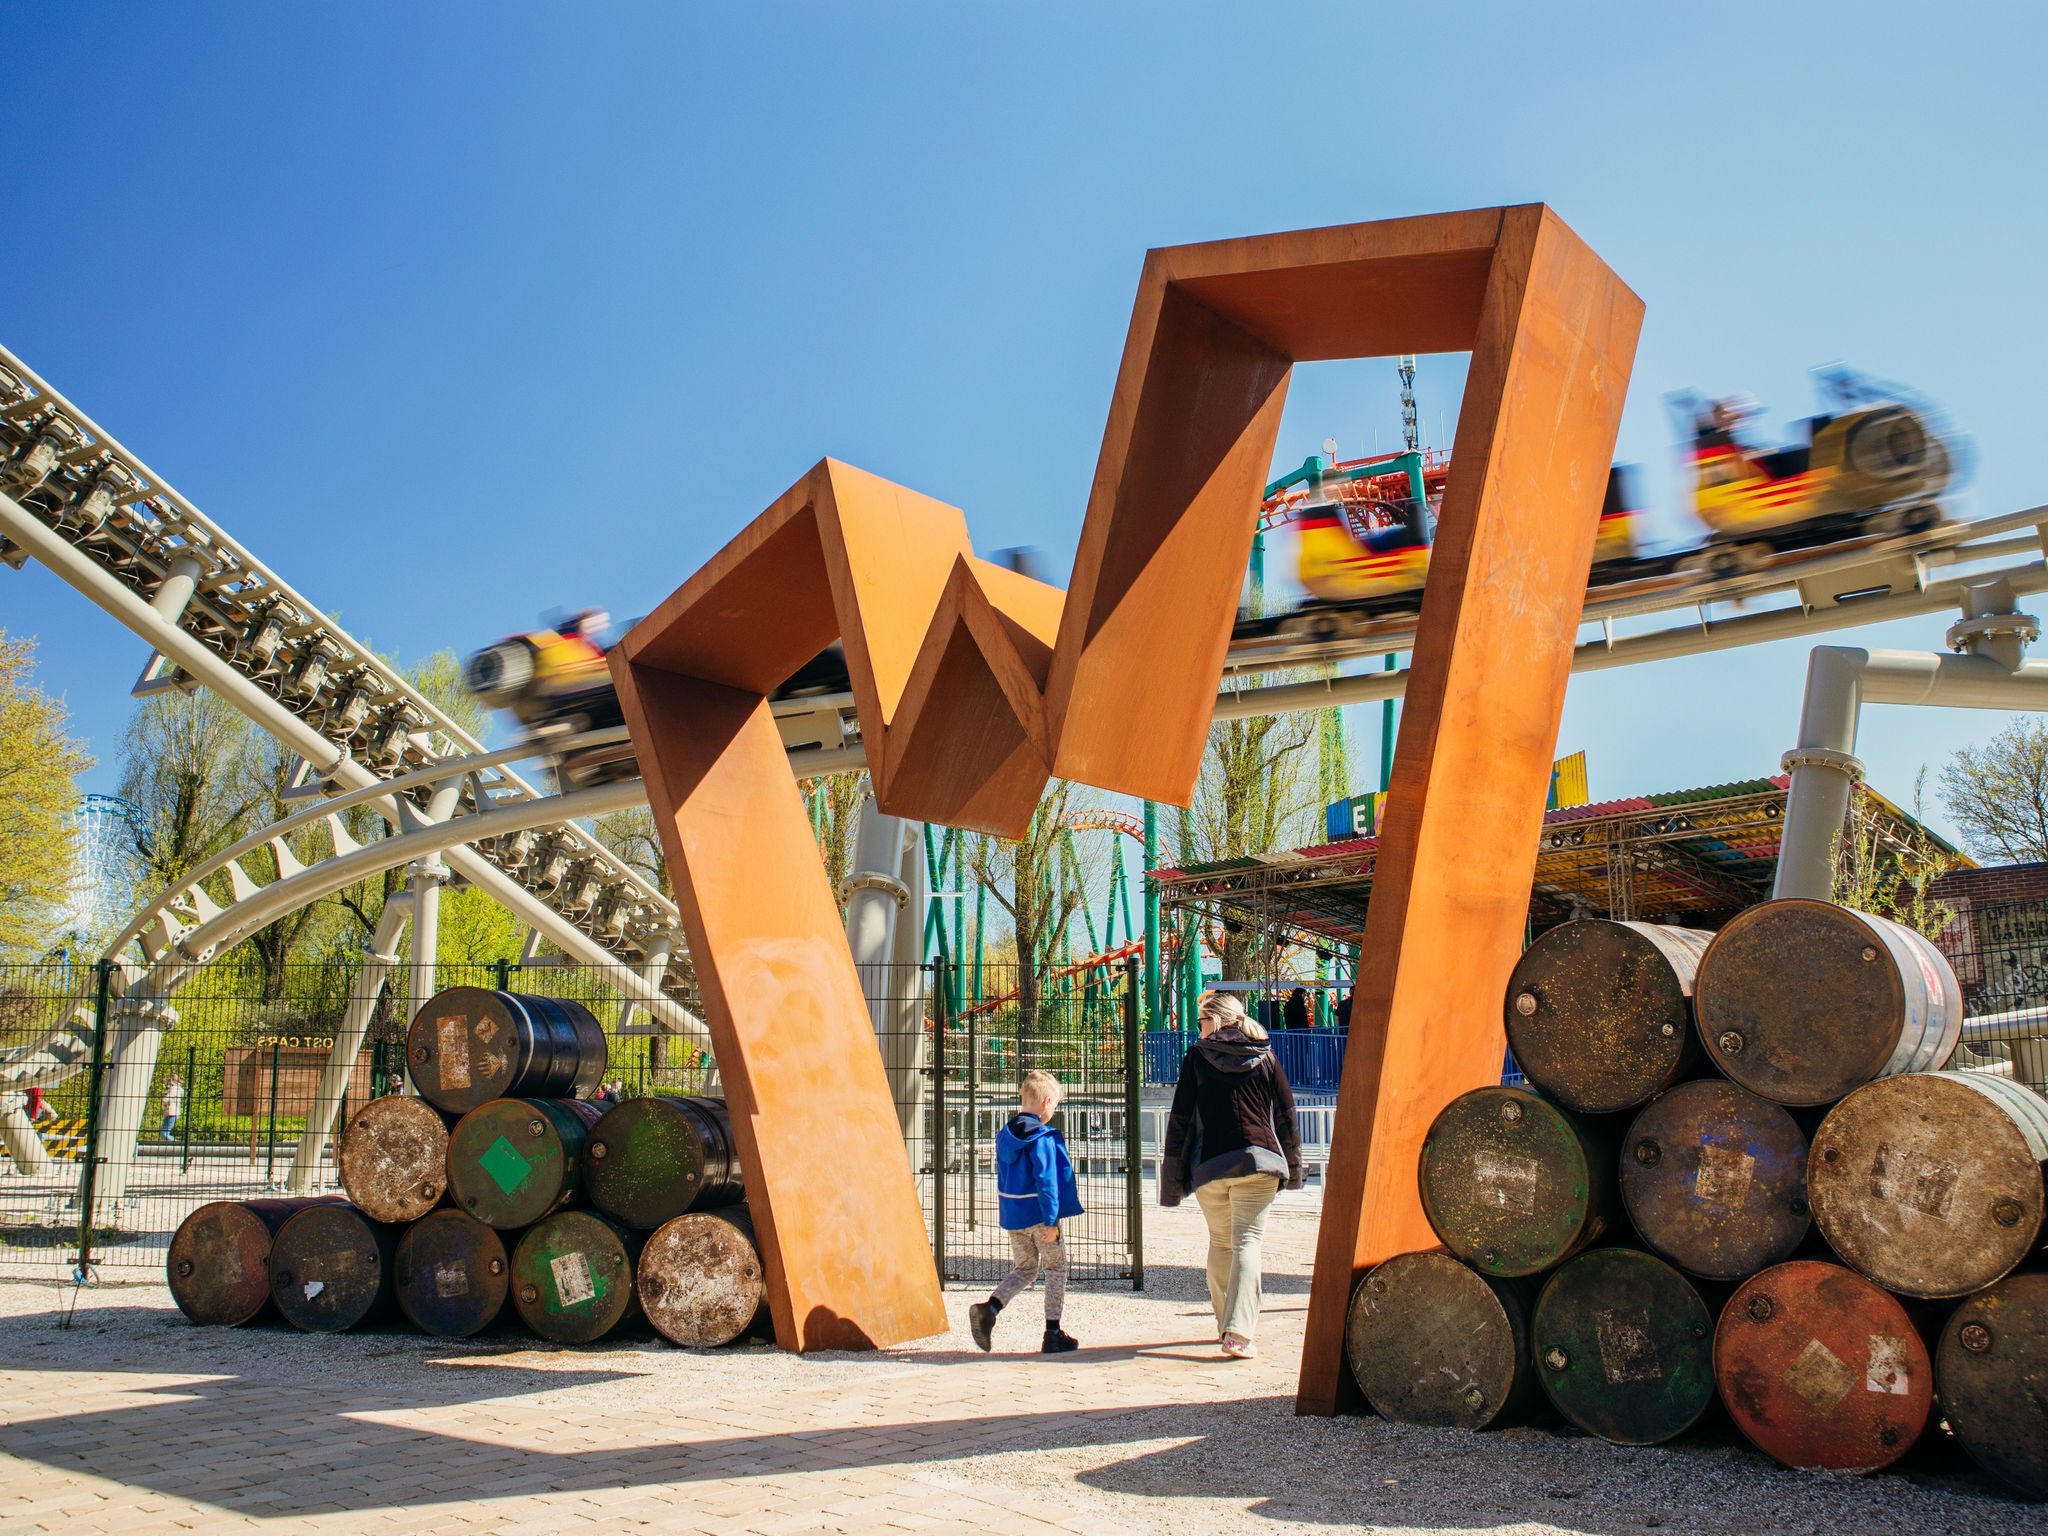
[1143,1028,1522,1094]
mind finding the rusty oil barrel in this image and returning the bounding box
[1418,1086,1618,1278]
[639,1202,767,1347]
[267,1203,398,1333]
[166,1196,347,1326]
[404,986,608,1115]
[393,1209,511,1337]
[1715,1259,1931,1472]
[1505,920,1712,1114]
[1531,1247,1717,1445]
[1937,1270,2048,1499]
[586,1093,744,1229]
[447,1096,606,1229]
[1693,899,1963,1106]
[510,1208,644,1343]
[1343,1250,1534,1429]
[337,1094,453,1224]
[1620,1078,1810,1282]
[1808,1070,2048,1299]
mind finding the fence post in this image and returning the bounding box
[181,1043,195,1173]
[263,1040,282,1181]
[930,961,948,1284]
[73,960,114,1277]
[965,991,978,1231]
[494,956,511,993]
[1123,954,1144,1291]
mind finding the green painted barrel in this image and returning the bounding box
[267,1204,398,1333]
[446,1097,605,1230]
[510,1209,643,1343]
[1938,1271,2048,1499]
[1532,1248,1717,1445]
[394,1210,511,1337]
[1418,1086,1617,1278]
[587,1094,744,1229]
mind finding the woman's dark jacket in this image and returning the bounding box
[1159,1026,1303,1206]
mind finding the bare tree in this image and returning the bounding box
[970,780,1104,1042]
[120,689,261,899]
[1941,717,2048,865]
[1190,711,1319,979]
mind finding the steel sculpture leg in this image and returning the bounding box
[287,895,410,1193]
[613,668,948,1351]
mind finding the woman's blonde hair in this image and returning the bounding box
[1197,989,1267,1041]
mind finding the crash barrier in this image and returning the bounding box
[1341,906,2048,1499]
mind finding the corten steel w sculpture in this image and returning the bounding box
[611,205,1641,1362]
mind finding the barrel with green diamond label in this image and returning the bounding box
[446,1097,606,1230]
[510,1209,644,1343]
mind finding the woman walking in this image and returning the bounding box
[1160,990,1302,1358]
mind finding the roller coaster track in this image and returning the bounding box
[0,341,706,1002]
[1218,503,2048,714]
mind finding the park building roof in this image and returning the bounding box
[1150,776,1964,957]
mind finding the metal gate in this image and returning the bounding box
[926,958,1142,1289]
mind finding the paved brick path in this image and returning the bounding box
[0,1196,2040,1535]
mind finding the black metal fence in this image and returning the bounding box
[1931,897,2048,1090]
[0,953,1142,1288]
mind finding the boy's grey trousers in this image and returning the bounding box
[992,1226,1067,1320]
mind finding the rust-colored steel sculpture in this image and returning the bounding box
[613,205,1640,1359]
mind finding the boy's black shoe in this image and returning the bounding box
[1042,1327,1079,1354]
[969,1300,999,1352]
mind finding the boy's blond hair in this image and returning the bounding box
[1020,1070,1064,1113]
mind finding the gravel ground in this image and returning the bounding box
[1,1196,2043,1535]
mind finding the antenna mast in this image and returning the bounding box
[1398,355,1420,452]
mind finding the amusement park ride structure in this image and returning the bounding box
[3,209,2048,1389]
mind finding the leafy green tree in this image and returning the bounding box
[0,632,92,956]
[119,688,259,898]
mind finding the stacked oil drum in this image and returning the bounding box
[166,986,765,1351]
[1345,901,2048,1500]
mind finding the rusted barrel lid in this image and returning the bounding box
[1418,1086,1614,1277]
[1505,920,1711,1114]
[1620,1078,1810,1281]
[640,1203,765,1347]
[394,1210,510,1338]
[1716,1259,1931,1472]
[1532,1248,1716,1445]
[587,1094,745,1230]
[510,1209,643,1343]
[405,987,609,1114]
[1809,1071,2048,1299]
[446,1097,605,1230]
[1694,899,1963,1106]
[166,1196,345,1326]
[338,1095,451,1224]
[267,1204,397,1333]
[1343,1251,1532,1428]
[1937,1271,2048,1499]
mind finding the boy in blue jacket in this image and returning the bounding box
[970,1069,1083,1354]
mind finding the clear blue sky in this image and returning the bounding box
[4,2,2044,842]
